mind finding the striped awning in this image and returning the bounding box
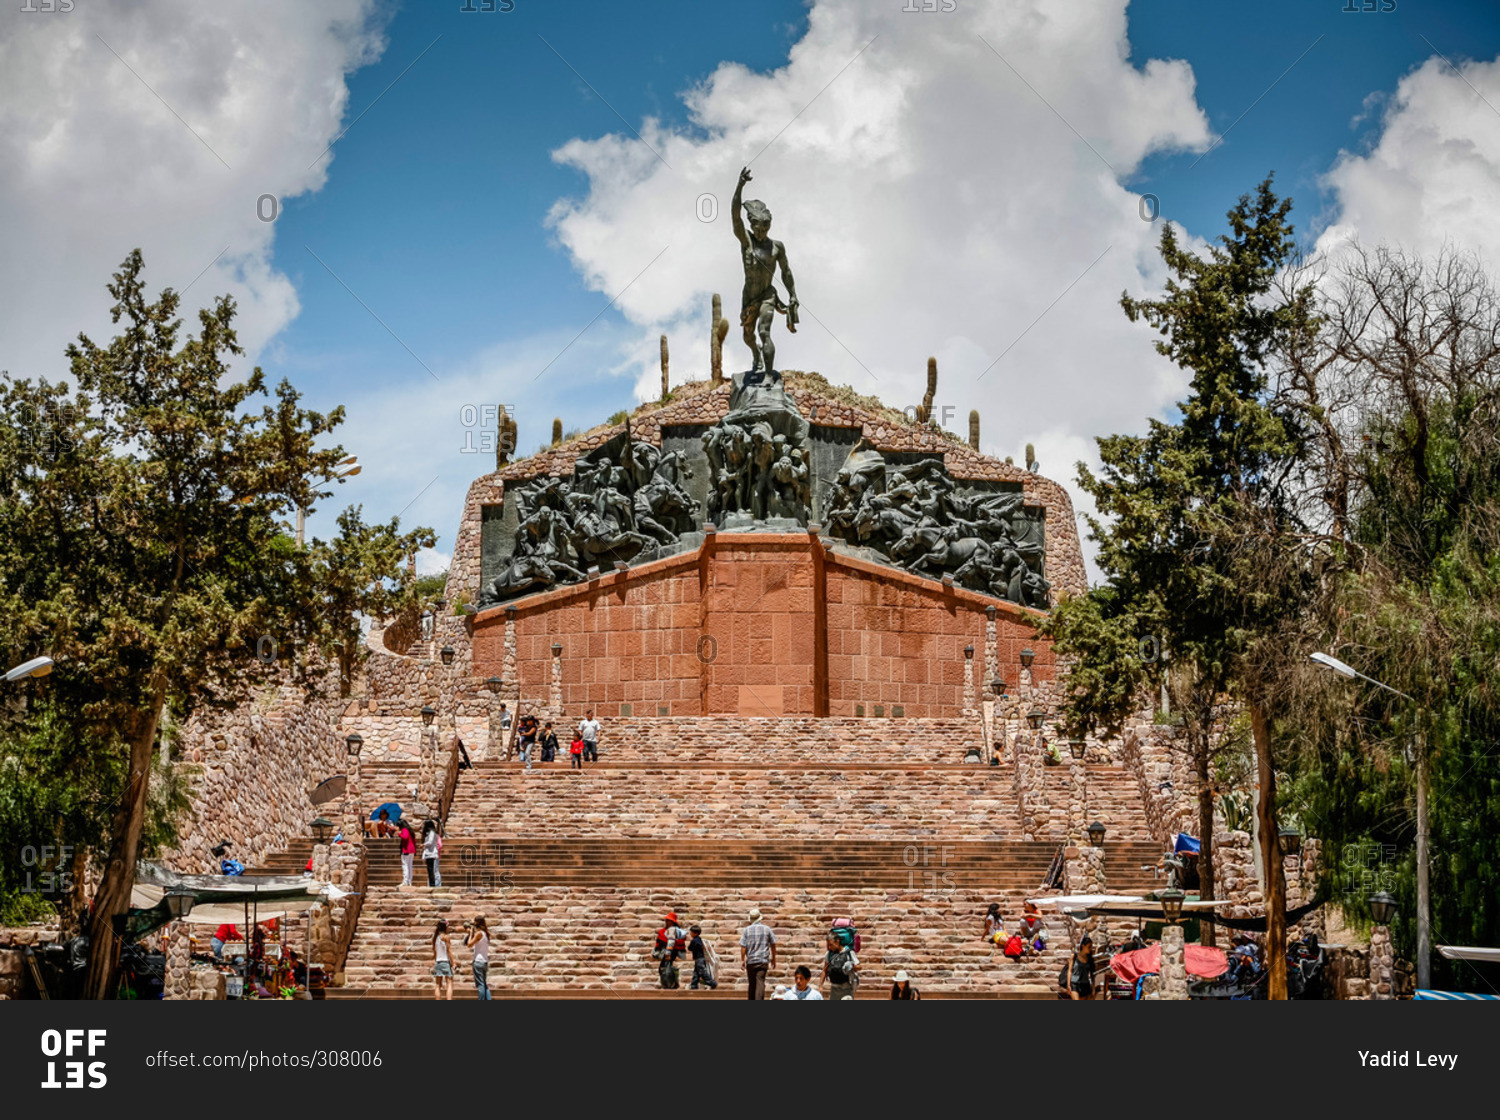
[1414,989,1500,1000]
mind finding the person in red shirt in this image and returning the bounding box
[211,924,240,961]
[570,733,585,770]
[399,820,416,886]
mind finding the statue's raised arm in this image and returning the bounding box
[731,166,751,248]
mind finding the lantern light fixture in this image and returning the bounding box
[1160,888,1185,924]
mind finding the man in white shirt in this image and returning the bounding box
[782,965,823,1000]
[578,709,602,762]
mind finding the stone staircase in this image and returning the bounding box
[334,715,1163,998]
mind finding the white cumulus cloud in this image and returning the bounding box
[1317,54,1500,263]
[542,0,1214,583]
[0,0,387,385]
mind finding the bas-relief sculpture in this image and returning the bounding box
[477,436,700,605]
[823,445,1052,609]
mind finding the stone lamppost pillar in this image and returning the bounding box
[504,607,519,718]
[984,605,998,690]
[485,675,503,761]
[962,644,976,713]
[1068,756,1087,844]
[550,642,564,716]
[1369,925,1396,1000]
[342,734,364,843]
[420,719,436,811]
[1152,923,1190,999]
[163,922,192,1000]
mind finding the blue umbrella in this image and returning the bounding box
[370,802,402,822]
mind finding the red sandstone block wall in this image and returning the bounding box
[470,536,1054,719]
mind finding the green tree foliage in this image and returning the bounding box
[1045,180,1313,969]
[0,251,433,995]
[1276,246,1500,989]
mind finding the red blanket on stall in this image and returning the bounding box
[1109,943,1229,983]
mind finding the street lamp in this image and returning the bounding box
[963,645,974,661]
[1310,649,1429,989]
[990,677,1005,698]
[310,817,333,845]
[1277,827,1301,858]
[487,675,502,692]
[1026,708,1046,730]
[551,642,563,657]
[1086,821,1106,848]
[345,732,363,757]
[1369,891,1398,925]
[1068,739,1087,761]
[440,645,455,666]
[163,886,195,921]
[1019,647,1035,669]
[421,705,436,727]
[1159,888,1185,925]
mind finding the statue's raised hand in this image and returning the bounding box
[739,167,753,186]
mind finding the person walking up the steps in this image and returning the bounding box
[464,916,491,1001]
[740,908,776,999]
[517,712,538,771]
[822,932,858,1000]
[654,911,687,989]
[422,819,442,887]
[688,925,718,990]
[431,919,454,1000]
[578,709,601,763]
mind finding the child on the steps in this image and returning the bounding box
[569,732,585,769]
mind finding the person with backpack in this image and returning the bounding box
[687,925,717,990]
[822,932,858,1000]
[654,911,687,989]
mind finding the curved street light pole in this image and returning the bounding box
[1311,651,1428,990]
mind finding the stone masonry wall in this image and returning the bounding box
[165,672,347,874]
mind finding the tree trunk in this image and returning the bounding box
[1251,700,1288,1000]
[83,687,165,999]
[1195,736,1216,947]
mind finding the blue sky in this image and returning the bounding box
[6,0,1500,577]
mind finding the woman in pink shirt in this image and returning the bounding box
[398,820,416,886]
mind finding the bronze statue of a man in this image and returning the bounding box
[732,166,798,374]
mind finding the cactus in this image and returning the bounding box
[969,409,980,450]
[917,356,937,423]
[496,406,517,468]
[711,293,729,386]
[1025,442,1037,472]
[1005,455,1014,465]
[552,417,563,446]
[660,333,670,401]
